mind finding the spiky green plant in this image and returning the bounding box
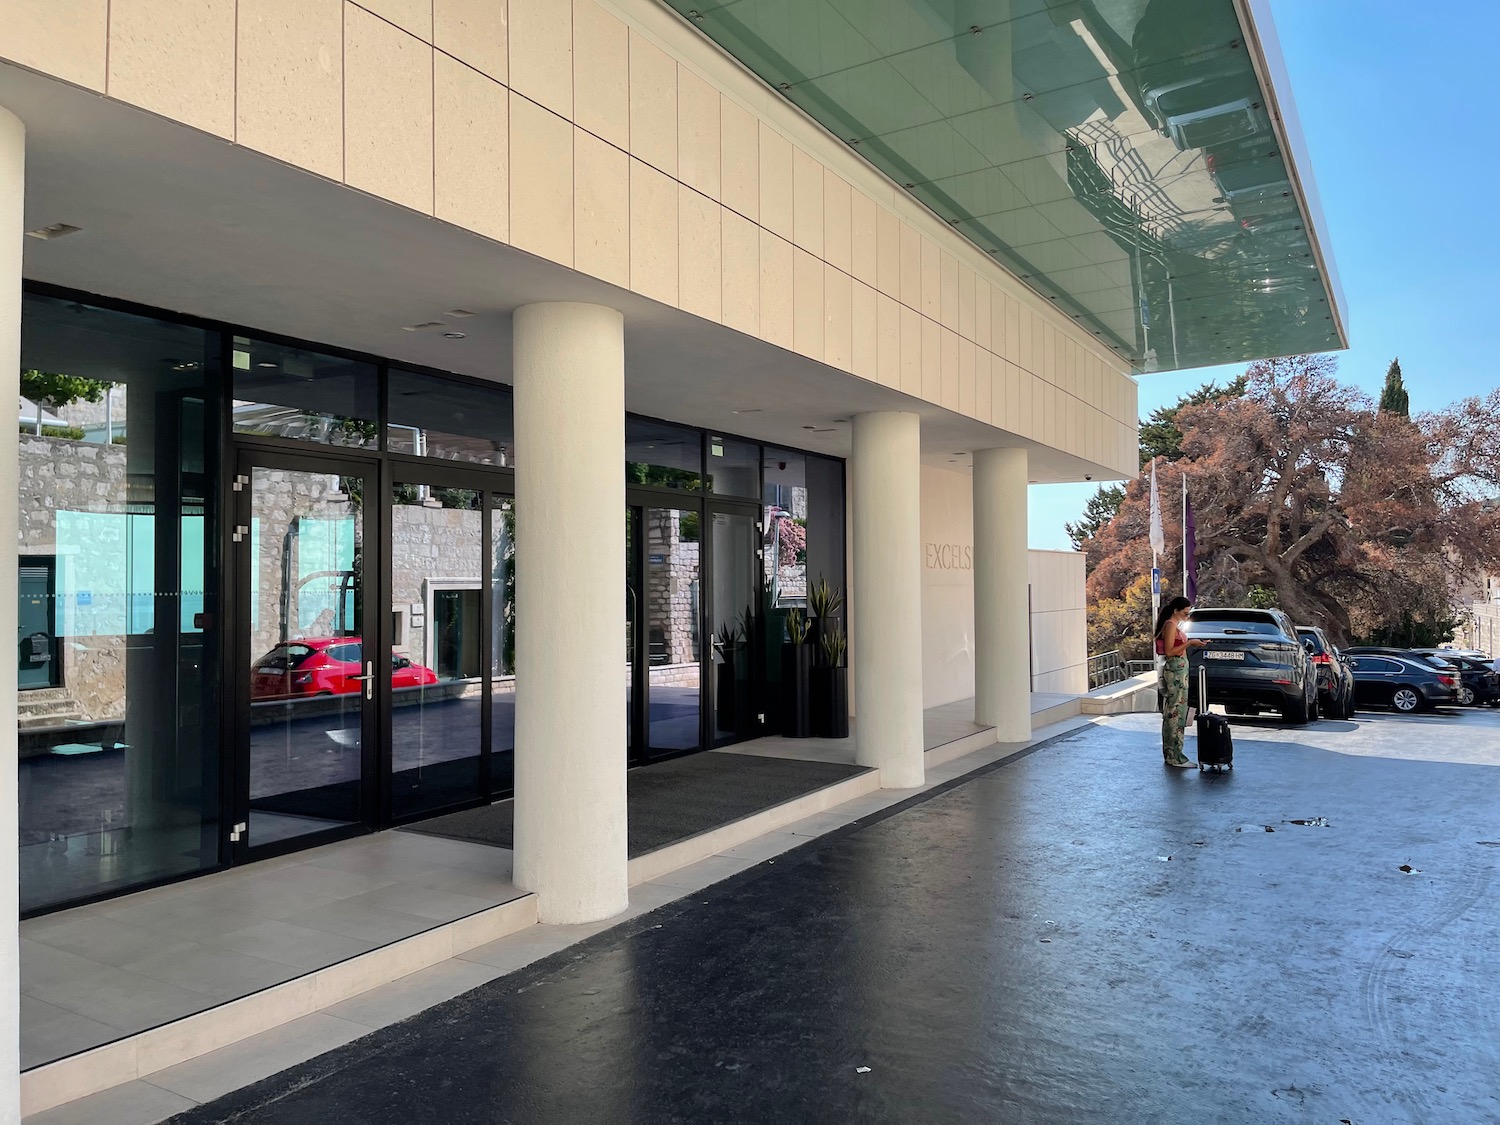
[820,625,846,668]
[808,574,844,620]
[786,608,808,645]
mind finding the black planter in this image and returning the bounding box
[811,664,850,739]
[780,642,813,738]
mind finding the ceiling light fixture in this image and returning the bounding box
[447,309,476,318]
[27,222,81,241]
[443,331,467,340]
[402,321,446,332]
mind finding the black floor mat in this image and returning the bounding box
[402,752,871,857]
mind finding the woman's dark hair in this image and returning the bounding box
[1154,596,1192,640]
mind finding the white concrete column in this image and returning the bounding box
[511,302,628,924]
[851,411,924,788]
[0,104,23,1125]
[973,446,1031,741]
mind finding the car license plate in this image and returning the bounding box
[1206,650,1245,660]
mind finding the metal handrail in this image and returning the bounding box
[1087,650,1127,690]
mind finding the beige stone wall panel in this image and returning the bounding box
[975,348,992,423]
[898,304,920,397]
[357,0,431,39]
[875,293,900,389]
[435,0,508,82]
[758,229,793,349]
[573,128,629,287]
[791,147,823,258]
[849,190,876,287]
[822,172,851,274]
[108,0,235,138]
[792,247,823,360]
[939,326,958,410]
[822,263,852,372]
[509,0,572,116]
[676,69,721,200]
[719,98,758,222]
[236,0,344,180]
[851,280,876,382]
[959,338,975,416]
[2,0,109,91]
[678,185,721,322]
[629,158,678,305]
[875,206,900,298]
[509,94,573,265]
[920,316,940,403]
[435,53,508,242]
[572,0,628,147]
[629,32,677,176]
[344,6,434,213]
[721,209,760,337]
[939,251,958,331]
[757,124,792,240]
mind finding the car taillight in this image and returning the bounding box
[1437,674,1455,686]
[1311,653,1332,665]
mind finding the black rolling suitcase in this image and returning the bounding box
[1195,665,1233,771]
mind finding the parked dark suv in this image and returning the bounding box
[1296,626,1356,719]
[1182,608,1319,724]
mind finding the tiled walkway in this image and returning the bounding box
[21,832,525,1069]
[21,694,1086,1123]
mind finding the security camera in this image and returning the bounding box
[1084,474,1092,481]
[778,462,787,471]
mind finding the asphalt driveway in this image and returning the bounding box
[166,708,1500,1125]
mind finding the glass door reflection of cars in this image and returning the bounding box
[240,457,373,851]
[388,481,484,820]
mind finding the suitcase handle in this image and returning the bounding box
[1198,663,1207,712]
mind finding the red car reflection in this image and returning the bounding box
[251,639,438,700]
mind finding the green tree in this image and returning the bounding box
[20,370,110,435]
[1065,484,1125,553]
[1138,376,1248,467]
[1378,358,1410,416]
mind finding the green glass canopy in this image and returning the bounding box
[667,0,1345,374]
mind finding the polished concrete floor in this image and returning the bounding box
[157,709,1500,1125]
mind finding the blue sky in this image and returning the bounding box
[1029,0,1500,550]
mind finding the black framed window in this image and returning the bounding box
[626,418,703,489]
[387,369,515,465]
[707,435,760,498]
[18,291,222,913]
[232,336,378,447]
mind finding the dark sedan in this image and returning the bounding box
[1410,651,1499,705]
[1345,653,1459,713]
[1183,607,1318,724]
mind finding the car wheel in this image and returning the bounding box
[1459,686,1476,706]
[1391,687,1421,713]
[1343,695,1357,719]
[1309,694,1321,721]
[1283,696,1310,725]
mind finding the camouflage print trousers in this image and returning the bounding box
[1160,655,1191,764]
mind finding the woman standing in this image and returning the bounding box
[1155,596,1206,768]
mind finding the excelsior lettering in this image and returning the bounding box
[924,542,973,571]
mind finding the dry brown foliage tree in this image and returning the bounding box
[1084,355,1500,646]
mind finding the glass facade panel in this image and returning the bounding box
[706,435,760,498]
[390,484,483,819]
[232,337,378,447]
[387,370,515,466]
[491,497,516,795]
[710,510,759,743]
[645,507,701,750]
[626,419,703,490]
[17,293,220,913]
[245,466,366,845]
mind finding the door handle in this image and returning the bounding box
[350,661,375,699]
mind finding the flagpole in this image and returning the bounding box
[1182,471,1188,599]
[1150,458,1162,678]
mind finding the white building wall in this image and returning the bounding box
[919,466,1087,707]
[1028,550,1088,694]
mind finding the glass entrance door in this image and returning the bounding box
[234,453,375,854]
[626,499,704,762]
[708,504,763,744]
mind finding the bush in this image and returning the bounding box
[21,424,85,441]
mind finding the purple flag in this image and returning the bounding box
[1183,485,1198,603]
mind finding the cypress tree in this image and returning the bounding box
[1379,358,1410,416]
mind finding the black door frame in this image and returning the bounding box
[228,446,382,864]
[704,498,766,746]
[625,490,767,763]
